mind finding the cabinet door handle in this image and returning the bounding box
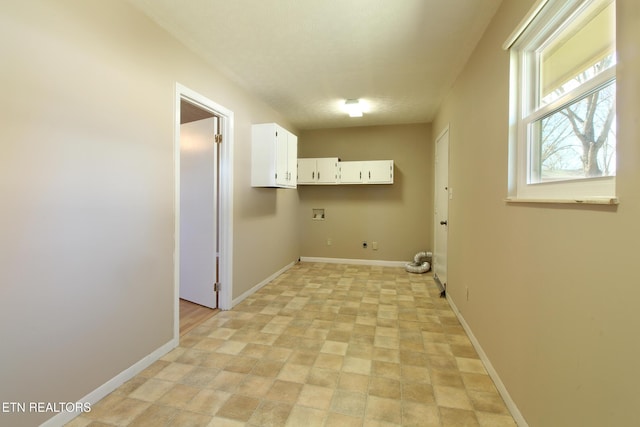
[312,171,315,179]
[318,172,320,180]
[369,171,371,179]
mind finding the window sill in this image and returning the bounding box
[505,197,619,205]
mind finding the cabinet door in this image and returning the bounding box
[251,123,277,187]
[286,132,297,188]
[364,160,394,184]
[316,158,338,184]
[297,158,317,184]
[339,161,363,184]
[251,123,298,188]
[275,125,289,186]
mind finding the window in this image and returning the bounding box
[506,0,617,203]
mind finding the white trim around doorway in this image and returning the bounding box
[174,83,234,341]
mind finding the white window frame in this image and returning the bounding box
[505,0,618,204]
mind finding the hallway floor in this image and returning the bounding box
[67,262,516,426]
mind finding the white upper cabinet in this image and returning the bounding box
[298,158,339,184]
[365,160,394,184]
[338,160,394,184]
[337,161,364,184]
[251,123,297,188]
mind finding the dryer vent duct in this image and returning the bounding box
[405,251,432,274]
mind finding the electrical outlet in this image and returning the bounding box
[372,241,378,250]
[362,241,368,249]
[327,238,332,246]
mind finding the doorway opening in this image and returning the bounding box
[174,84,234,341]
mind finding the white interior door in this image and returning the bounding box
[434,127,449,291]
[180,117,218,308]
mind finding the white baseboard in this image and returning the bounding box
[300,256,407,268]
[231,260,297,307]
[41,338,178,427]
[43,260,299,426]
[446,296,528,427]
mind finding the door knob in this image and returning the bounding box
[440,220,448,225]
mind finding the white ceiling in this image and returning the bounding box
[128,0,503,130]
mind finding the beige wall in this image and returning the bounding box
[0,1,298,426]
[298,124,433,262]
[433,1,640,426]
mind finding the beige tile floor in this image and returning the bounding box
[67,262,517,427]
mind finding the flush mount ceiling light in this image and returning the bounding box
[344,99,363,117]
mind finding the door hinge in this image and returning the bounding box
[214,134,222,143]
[213,282,221,292]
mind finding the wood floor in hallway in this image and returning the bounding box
[180,298,219,336]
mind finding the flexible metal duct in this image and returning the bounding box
[405,251,432,274]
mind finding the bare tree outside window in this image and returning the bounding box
[536,57,616,182]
